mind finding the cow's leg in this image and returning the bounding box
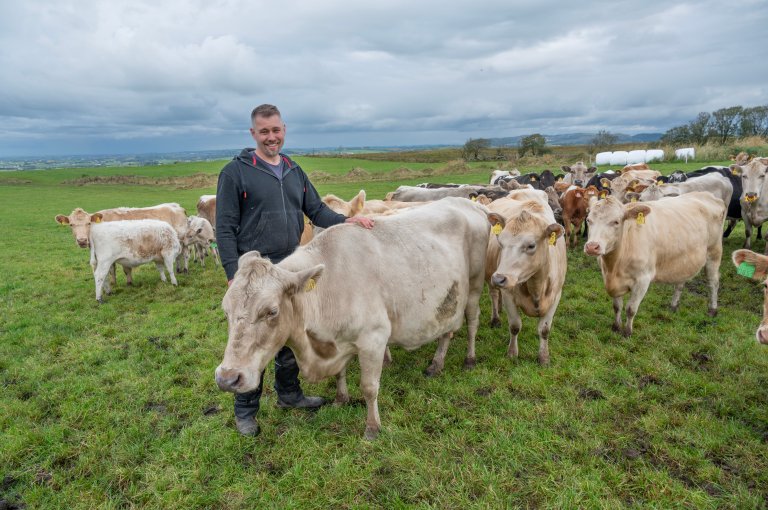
[155,261,168,282]
[504,292,522,359]
[93,261,112,303]
[705,253,721,317]
[743,213,753,249]
[624,277,651,337]
[165,254,178,286]
[122,265,133,286]
[612,296,623,333]
[463,283,483,369]
[109,263,117,286]
[334,367,350,405]
[425,332,452,377]
[382,346,392,367]
[670,283,684,312]
[358,343,387,440]
[723,218,737,238]
[537,291,562,365]
[489,285,502,328]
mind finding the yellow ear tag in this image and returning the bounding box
[492,224,503,236]
[636,212,645,225]
[656,180,663,185]
[548,232,557,245]
[305,278,316,291]
[631,197,638,202]
[731,168,739,176]
[471,196,477,202]
[599,191,607,199]
[94,217,102,223]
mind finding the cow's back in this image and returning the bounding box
[283,198,490,347]
[99,204,188,234]
[621,192,724,283]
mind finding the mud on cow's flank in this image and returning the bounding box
[436,281,459,320]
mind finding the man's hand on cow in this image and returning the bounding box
[227,279,233,287]
[345,216,375,229]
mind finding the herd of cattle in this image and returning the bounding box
[56,154,768,438]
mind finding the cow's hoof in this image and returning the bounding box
[622,328,633,338]
[707,308,718,317]
[669,304,679,313]
[490,318,501,328]
[334,396,350,406]
[363,427,379,441]
[611,323,622,333]
[538,356,550,366]
[423,365,441,377]
[463,357,476,370]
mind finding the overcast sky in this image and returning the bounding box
[1,0,766,157]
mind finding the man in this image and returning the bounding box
[215,104,374,436]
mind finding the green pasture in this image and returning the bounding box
[1,157,768,509]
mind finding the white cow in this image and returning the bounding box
[637,172,733,208]
[584,192,725,336]
[185,215,219,267]
[89,219,181,302]
[731,157,768,252]
[214,197,490,439]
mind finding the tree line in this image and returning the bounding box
[661,105,768,146]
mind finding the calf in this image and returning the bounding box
[731,249,768,344]
[214,197,490,439]
[89,219,181,302]
[486,198,566,364]
[560,187,590,249]
[584,193,725,336]
[185,215,219,267]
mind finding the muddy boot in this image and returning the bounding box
[274,346,326,410]
[233,370,265,437]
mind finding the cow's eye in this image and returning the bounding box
[265,308,279,319]
[527,243,536,251]
[612,221,620,226]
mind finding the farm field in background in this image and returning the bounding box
[1,155,768,509]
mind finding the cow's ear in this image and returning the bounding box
[91,213,103,223]
[588,166,597,173]
[487,212,505,228]
[623,203,651,222]
[600,178,612,188]
[349,190,366,216]
[625,192,640,203]
[287,264,325,296]
[55,214,70,225]
[730,164,742,176]
[732,249,768,281]
[561,165,572,173]
[544,223,564,243]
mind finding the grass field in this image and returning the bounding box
[2,156,768,509]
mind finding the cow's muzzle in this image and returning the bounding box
[215,367,244,392]
[491,273,517,288]
[745,193,759,203]
[584,241,602,256]
[77,239,89,248]
[757,326,768,345]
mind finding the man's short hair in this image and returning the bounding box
[251,104,281,124]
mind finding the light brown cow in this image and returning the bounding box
[214,197,490,439]
[622,162,651,172]
[560,187,590,249]
[731,249,768,344]
[196,195,216,228]
[584,192,725,336]
[486,196,566,364]
[603,169,662,202]
[561,161,597,187]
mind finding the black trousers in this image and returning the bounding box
[233,345,303,419]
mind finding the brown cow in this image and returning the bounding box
[196,195,216,228]
[560,187,589,249]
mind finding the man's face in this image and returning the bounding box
[250,114,285,159]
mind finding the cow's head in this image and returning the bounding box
[184,216,216,246]
[732,249,768,345]
[732,158,768,204]
[487,202,563,289]
[562,162,597,187]
[55,208,103,248]
[215,252,324,394]
[543,186,562,217]
[322,190,366,217]
[584,197,650,257]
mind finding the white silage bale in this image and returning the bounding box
[646,149,664,162]
[609,151,629,166]
[627,150,647,165]
[675,147,695,161]
[595,152,613,165]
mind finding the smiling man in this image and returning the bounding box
[215,104,374,437]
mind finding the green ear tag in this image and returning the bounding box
[210,242,217,249]
[737,262,756,278]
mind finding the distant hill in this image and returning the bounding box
[486,132,662,147]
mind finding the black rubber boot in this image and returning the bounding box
[233,369,265,436]
[274,346,326,409]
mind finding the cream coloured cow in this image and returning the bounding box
[214,197,490,439]
[636,172,733,208]
[89,219,181,302]
[602,169,662,202]
[55,203,189,282]
[486,194,566,365]
[731,249,768,344]
[185,215,219,267]
[584,192,725,336]
[731,157,768,252]
[561,161,597,187]
[323,190,428,217]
